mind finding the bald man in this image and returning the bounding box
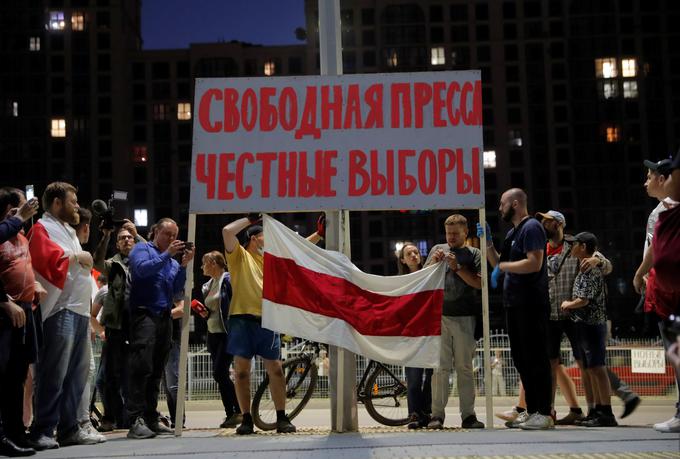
[483,188,553,430]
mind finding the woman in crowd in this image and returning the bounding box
[397,242,433,429]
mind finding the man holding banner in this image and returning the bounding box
[221,215,297,435]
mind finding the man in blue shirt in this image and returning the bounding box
[126,218,194,439]
[482,188,553,430]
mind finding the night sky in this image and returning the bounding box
[142,0,306,49]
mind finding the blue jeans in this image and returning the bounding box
[32,309,90,439]
[406,367,432,418]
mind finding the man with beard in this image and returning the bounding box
[93,221,144,431]
[480,188,553,430]
[27,182,100,449]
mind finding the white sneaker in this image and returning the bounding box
[58,427,102,446]
[505,410,530,428]
[653,416,680,433]
[519,413,555,430]
[496,407,520,422]
[83,422,107,443]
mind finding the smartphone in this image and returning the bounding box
[184,242,194,251]
[25,184,34,201]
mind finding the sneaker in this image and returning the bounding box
[496,407,520,422]
[127,418,156,439]
[505,410,530,428]
[58,427,102,446]
[574,411,595,426]
[653,416,680,433]
[426,417,444,429]
[555,410,586,425]
[276,416,296,434]
[26,434,59,451]
[407,413,420,430]
[97,419,115,432]
[582,414,618,427]
[621,396,641,419]
[220,413,243,429]
[236,422,254,435]
[81,423,107,443]
[518,413,555,430]
[148,420,174,435]
[461,414,484,429]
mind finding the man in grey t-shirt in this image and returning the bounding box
[424,214,483,429]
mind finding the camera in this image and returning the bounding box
[663,314,680,342]
[91,190,128,230]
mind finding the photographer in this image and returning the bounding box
[125,218,193,439]
[92,219,144,431]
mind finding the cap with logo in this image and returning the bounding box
[564,231,598,252]
[535,210,566,226]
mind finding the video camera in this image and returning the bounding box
[91,190,128,230]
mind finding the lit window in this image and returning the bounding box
[623,81,638,98]
[49,11,65,30]
[177,102,191,120]
[387,49,398,67]
[508,130,523,147]
[152,103,170,120]
[134,209,148,227]
[133,146,148,163]
[12,102,18,117]
[600,80,618,99]
[483,150,496,169]
[71,12,85,31]
[29,37,40,51]
[264,60,276,76]
[595,57,617,78]
[605,126,620,143]
[431,47,445,66]
[51,119,66,137]
[621,58,636,77]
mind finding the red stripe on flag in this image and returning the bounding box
[263,253,441,337]
[27,222,69,290]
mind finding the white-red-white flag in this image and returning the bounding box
[262,215,444,368]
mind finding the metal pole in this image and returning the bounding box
[319,0,358,433]
[175,212,197,436]
[479,208,494,428]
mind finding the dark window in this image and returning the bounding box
[244,59,257,76]
[510,172,525,188]
[362,29,375,45]
[506,65,519,81]
[134,167,146,185]
[133,125,146,142]
[503,2,516,18]
[505,44,518,61]
[510,149,524,167]
[430,27,444,43]
[133,104,146,121]
[341,9,354,24]
[475,3,489,20]
[98,97,111,114]
[133,83,145,99]
[362,50,376,67]
[430,5,443,22]
[97,54,110,72]
[549,42,564,59]
[508,107,522,123]
[451,24,468,41]
[477,46,490,62]
[97,75,110,92]
[98,118,111,136]
[178,124,191,141]
[551,62,565,79]
[99,162,112,179]
[132,62,145,80]
[97,12,110,28]
[177,82,190,98]
[52,77,64,93]
[504,23,517,40]
[476,25,489,41]
[361,8,374,25]
[152,82,171,99]
[507,86,520,103]
[370,242,383,258]
[177,61,190,78]
[524,1,542,18]
[288,57,303,74]
[97,32,110,49]
[99,140,111,156]
[51,55,64,72]
[152,62,170,79]
[51,35,64,51]
[450,5,467,22]
[343,51,356,73]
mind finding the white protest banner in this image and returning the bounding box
[190,71,483,213]
[631,349,667,374]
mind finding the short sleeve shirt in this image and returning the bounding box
[226,244,264,317]
[570,268,607,325]
[426,244,481,316]
[501,218,549,308]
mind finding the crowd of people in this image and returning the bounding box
[0,151,679,455]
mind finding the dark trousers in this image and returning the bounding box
[506,305,552,416]
[127,310,172,423]
[103,327,128,426]
[405,367,432,417]
[0,307,33,440]
[207,332,240,417]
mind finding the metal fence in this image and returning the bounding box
[91,332,678,403]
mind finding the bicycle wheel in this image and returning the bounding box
[252,356,318,431]
[363,363,409,426]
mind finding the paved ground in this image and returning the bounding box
[34,398,680,458]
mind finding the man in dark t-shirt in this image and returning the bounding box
[482,188,553,430]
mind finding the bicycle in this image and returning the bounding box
[251,340,409,430]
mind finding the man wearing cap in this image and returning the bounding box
[482,188,553,430]
[560,232,616,427]
[650,151,680,433]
